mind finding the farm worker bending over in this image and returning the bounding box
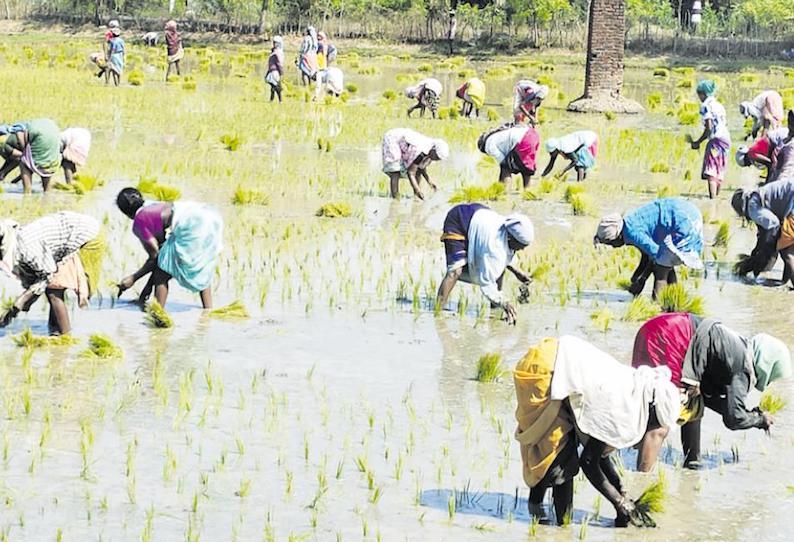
[0,119,62,194]
[735,124,791,182]
[297,26,319,86]
[689,79,731,199]
[265,36,285,103]
[739,90,784,139]
[478,124,540,188]
[594,198,704,299]
[0,212,102,336]
[456,77,486,118]
[406,78,443,119]
[632,312,790,470]
[116,188,223,309]
[381,128,448,200]
[514,336,681,527]
[60,128,92,185]
[315,67,344,100]
[513,80,548,125]
[541,130,598,182]
[164,20,184,81]
[731,178,794,285]
[436,204,533,324]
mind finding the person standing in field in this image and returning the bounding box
[381,128,448,200]
[297,26,319,86]
[689,80,731,199]
[594,198,704,299]
[541,130,598,182]
[478,124,540,188]
[740,90,784,140]
[164,20,184,81]
[437,204,533,324]
[513,80,548,125]
[0,119,63,194]
[631,312,790,471]
[456,77,486,118]
[107,24,125,86]
[0,212,102,336]
[316,31,337,69]
[89,20,118,81]
[265,36,285,103]
[116,188,223,309]
[405,78,443,119]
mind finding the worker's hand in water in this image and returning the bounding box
[502,302,517,325]
[0,306,19,328]
[414,191,425,201]
[615,498,648,528]
[117,276,135,296]
[690,141,700,150]
[759,411,774,430]
[517,283,531,304]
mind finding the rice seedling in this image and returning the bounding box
[650,162,670,173]
[80,334,123,359]
[475,353,502,382]
[653,67,669,77]
[569,193,592,216]
[145,301,174,328]
[739,73,760,85]
[208,300,250,319]
[604,111,616,121]
[128,69,144,86]
[589,306,613,332]
[382,89,397,100]
[232,186,269,206]
[13,329,78,348]
[449,183,505,203]
[219,133,243,151]
[646,92,663,110]
[316,202,352,218]
[137,177,181,201]
[563,184,585,202]
[636,471,667,517]
[622,296,660,321]
[759,391,786,414]
[417,62,432,72]
[714,220,730,247]
[657,283,705,315]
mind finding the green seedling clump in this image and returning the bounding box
[449,183,505,203]
[672,66,695,76]
[759,391,786,414]
[647,92,663,110]
[637,472,667,514]
[653,67,670,78]
[563,184,585,202]
[658,283,705,315]
[569,193,592,216]
[650,163,670,173]
[345,83,358,93]
[316,202,352,218]
[54,174,103,195]
[128,69,144,86]
[590,306,614,332]
[208,300,250,320]
[486,108,499,121]
[738,73,760,85]
[81,334,123,359]
[714,221,730,247]
[623,296,660,321]
[145,301,174,328]
[138,177,181,201]
[219,133,242,151]
[382,89,397,101]
[475,353,502,382]
[417,62,433,73]
[13,328,79,348]
[232,186,270,206]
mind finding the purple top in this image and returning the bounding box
[132,203,168,244]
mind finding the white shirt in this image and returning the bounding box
[700,97,731,144]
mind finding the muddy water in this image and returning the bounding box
[1,47,793,542]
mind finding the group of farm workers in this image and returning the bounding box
[265,27,341,103]
[513,323,790,527]
[0,187,224,336]
[387,77,598,198]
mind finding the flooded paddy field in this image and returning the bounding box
[0,32,793,541]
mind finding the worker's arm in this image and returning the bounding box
[118,238,160,294]
[691,119,712,148]
[405,163,424,200]
[541,150,558,177]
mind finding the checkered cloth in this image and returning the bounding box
[14,212,99,293]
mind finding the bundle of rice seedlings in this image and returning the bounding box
[672,66,695,76]
[652,67,669,78]
[382,89,397,100]
[137,177,181,201]
[759,391,786,414]
[486,108,499,122]
[448,183,505,203]
[128,69,144,86]
[522,190,539,201]
[569,193,592,216]
[219,133,242,151]
[530,262,551,281]
[589,307,614,332]
[738,73,760,85]
[417,62,433,73]
[208,300,250,320]
[646,92,663,110]
[475,353,502,382]
[145,301,173,328]
[13,328,79,348]
[636,472,667,514]
[80,333,123,359]
[345,83,358,93]
[563,184,585,203]
[657,283,705,315]
[622,296,660,321]
[650,163,670,173]
[316,202,352,218]
[604,111,616,121]
[232,187,269,206]
[713,221,730,247]
[538,177,557,194]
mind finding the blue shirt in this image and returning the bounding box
[623,198,703,261]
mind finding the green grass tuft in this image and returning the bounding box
[475,353,502,382]
[657,283,705,315]
[145,301,173,328]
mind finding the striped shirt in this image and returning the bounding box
[15,212,99,292]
